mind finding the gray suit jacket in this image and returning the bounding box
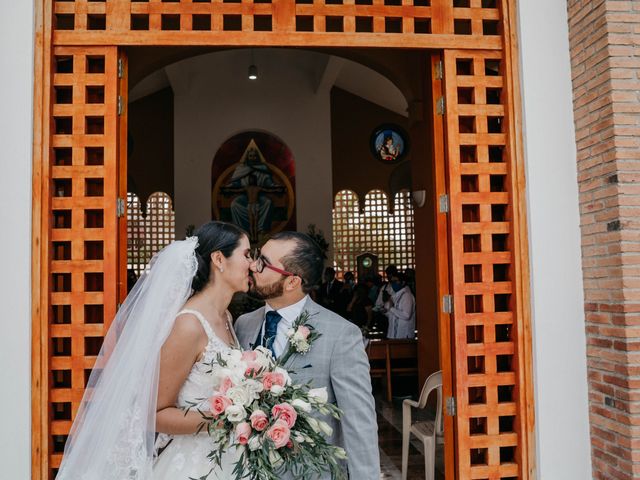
[235,297,380,479]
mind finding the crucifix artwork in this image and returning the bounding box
[212,133,295,243]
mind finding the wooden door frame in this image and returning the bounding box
[31,0,534,478]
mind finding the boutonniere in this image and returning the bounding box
[277,310,320,366]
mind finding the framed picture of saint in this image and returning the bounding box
[370,124,409,164]
[212,132,296,244]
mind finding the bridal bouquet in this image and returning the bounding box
[187,313,346,480]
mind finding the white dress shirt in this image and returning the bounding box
[262,295,309,358]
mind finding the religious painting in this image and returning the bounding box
[212,131,296,244]
[370,124,409,164]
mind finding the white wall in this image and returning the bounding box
[0,0,34,477]
[166,49,334,243]
[518,0,593,477]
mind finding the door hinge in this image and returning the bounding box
[442,294,453,314]
[116,197,126,218]
[445,396,456,416]
[118,58,124,78]
[117,95,124,115]
[435,60,443,80]
[439,194,449,213]
[436,96,445,115]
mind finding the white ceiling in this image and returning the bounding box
[129,48,409,117]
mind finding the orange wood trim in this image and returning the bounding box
[430,51,456,480]
[32,0,52,478]
[502,0,536,477]
[52,31,502,50]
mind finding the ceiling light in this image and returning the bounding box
[248,64,258,80]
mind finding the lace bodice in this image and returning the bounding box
[153,310,242,479]
[175,309,239,407]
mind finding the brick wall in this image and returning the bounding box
[567,0,640,478]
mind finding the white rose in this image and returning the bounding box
[270,384,285,396]
[230,362,248,381]
[244,379,264,400]
[308,387,328,404]
[293,330,305,342]
[254,345,272,358]
[291,399,312,413]
[225,404,247,422]
[224,349,243,368]
[227,386,251,406]
[248,435,263,451]
[253,346,273,367]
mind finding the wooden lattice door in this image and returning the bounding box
[43,46,127,478]
[441,48,533,479]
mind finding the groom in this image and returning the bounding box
[235,231,380,479]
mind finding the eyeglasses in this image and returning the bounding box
[252,249,304,284]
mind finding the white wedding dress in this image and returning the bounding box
[154,309,242,480]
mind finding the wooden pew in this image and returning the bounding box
[367,339,418,402]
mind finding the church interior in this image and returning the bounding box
[124,46,443,478]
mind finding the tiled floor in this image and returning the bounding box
[376,395,444,480]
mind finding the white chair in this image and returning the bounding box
[401,370,443,480]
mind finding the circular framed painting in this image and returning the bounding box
[370,124,409,164]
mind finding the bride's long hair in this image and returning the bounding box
[56,221,246,480]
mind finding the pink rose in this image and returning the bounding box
[271,403,297,428]
[244,361,261,378]
[241,351,257,362]
[298,326,311,339]
[266,419,290,449]
[262,372,285,391]
[209,394,232,417]
[218,376,234,394]
[235,422,252,445]
[250,409,269,431]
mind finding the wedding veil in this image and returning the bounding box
[56,237,199,480]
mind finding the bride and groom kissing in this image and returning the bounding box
[57,221,380,479]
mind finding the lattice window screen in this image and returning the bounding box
[127,192,176,277]
[332,189,415,278]
[443,49,521,479]
[48,46,120,478]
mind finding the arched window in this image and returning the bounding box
[127,192,176,276]
[332,189,415,276]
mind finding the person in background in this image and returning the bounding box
[318,266,344,313]
[335,271,355,317]
[383,271,416,339]
[404,267,416,295]
[363,275,377,305]
[346,283,373,329]
[374,264,398,311]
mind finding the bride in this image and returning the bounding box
[56,221,252,479]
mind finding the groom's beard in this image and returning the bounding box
[248,276,286,300]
